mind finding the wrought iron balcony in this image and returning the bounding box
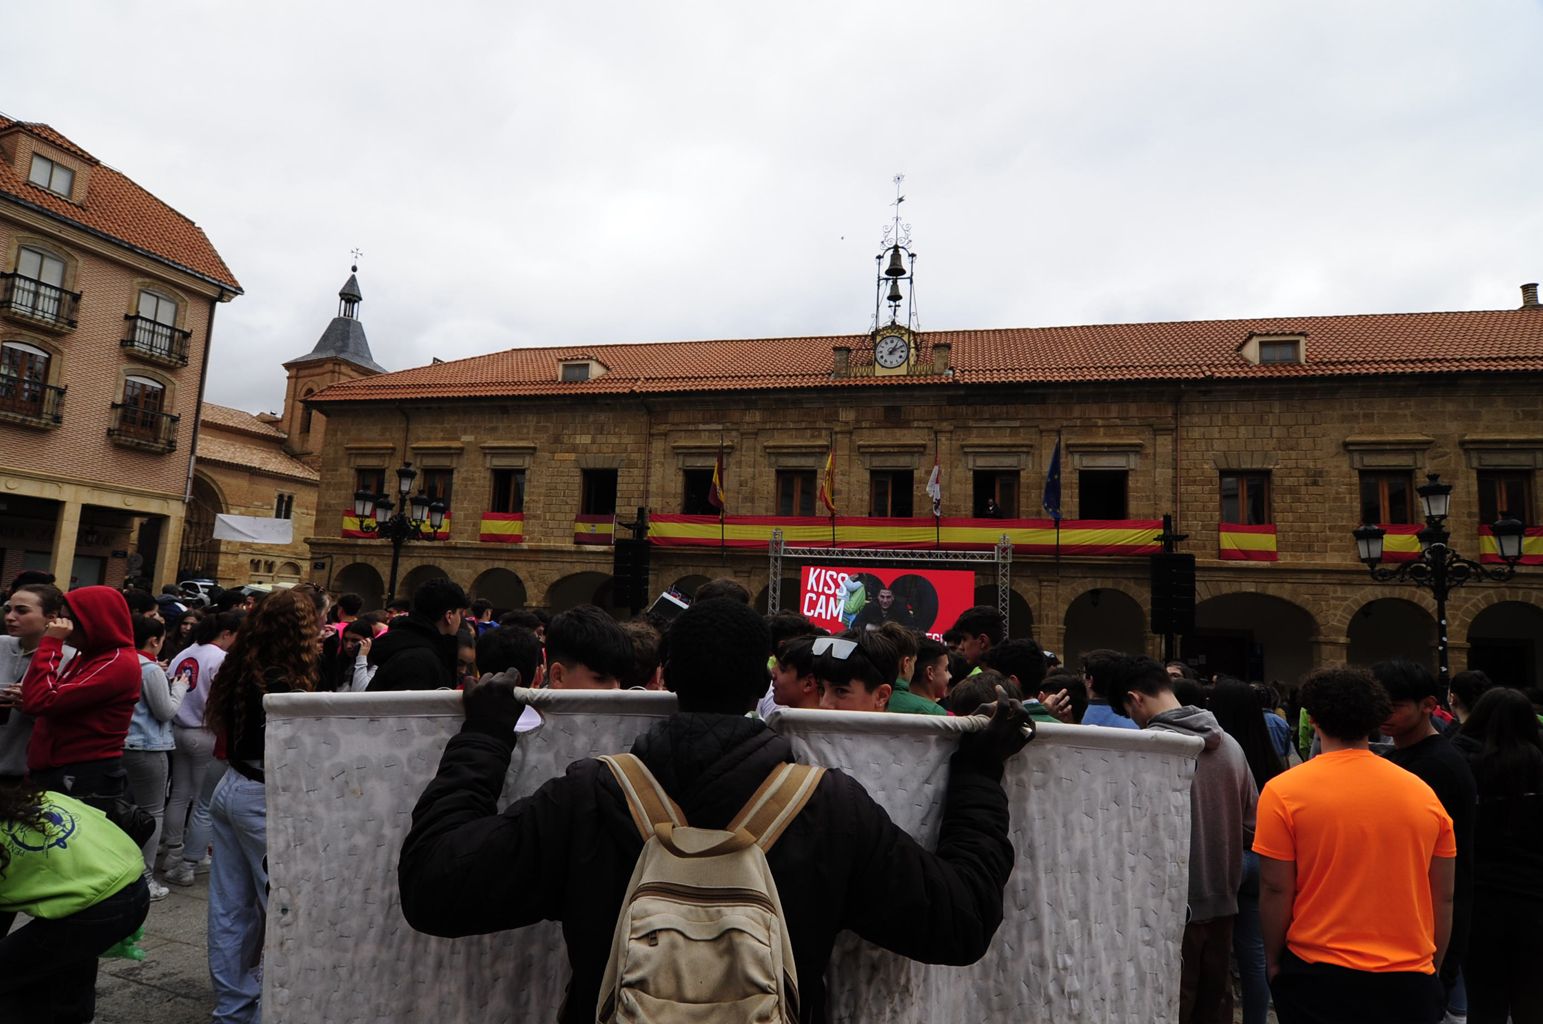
[0,273,80,332]
[108,403,179,452]
[0,379,65,428]
[121,315,192,367]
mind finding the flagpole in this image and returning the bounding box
[829,429,837,548]
[718,428,726,553]
[933,430,941,550]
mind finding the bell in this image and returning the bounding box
[884,246,907,277]
[886,279,904,304]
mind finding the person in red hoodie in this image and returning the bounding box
[20,585,141,799]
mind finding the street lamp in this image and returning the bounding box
[350,460,448,600]
[1352,472,1527,689]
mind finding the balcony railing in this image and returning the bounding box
[0,378,65,427]
[0,273,80,331]
[108,403,179,452]
[121,315,192,367]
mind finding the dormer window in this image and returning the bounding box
[27,155,73,199]
[558,357,606,383]
[1239,333,1306,365]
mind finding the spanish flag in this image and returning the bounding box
[817,445,838,515]
[708,449,726,514]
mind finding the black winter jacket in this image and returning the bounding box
[365,616,456,692]
[399,713,1014,1024]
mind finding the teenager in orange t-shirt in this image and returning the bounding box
[1254,666,1455,1024]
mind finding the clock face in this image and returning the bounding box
[875,334,910,369]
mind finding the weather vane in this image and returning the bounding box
[350,247,364,272]
[881,174,911,250]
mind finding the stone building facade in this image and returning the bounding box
[306,290,1543,690]
[0,116,241,590]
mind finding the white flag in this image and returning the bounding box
[926,456,942,517]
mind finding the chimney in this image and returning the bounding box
[832,345,851,376]
[931,341,952,376]
[1522,282,1541,309]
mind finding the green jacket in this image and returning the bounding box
[0,791,143,919]
[887,678,947,716]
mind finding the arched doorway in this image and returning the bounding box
[754,578,800,615]
[399,564,451,602]
[1063,588,1146,664]
[1467,600,1543,690]
[669,574,713,600]
[974,585,1033,639]
[275,561,303,584]
[178,473,223,581]
[1185,592,1317,686]
[333,562,385,611]
[1347,598,1435,671]
[470,568,527,612]
[546,572,617,615]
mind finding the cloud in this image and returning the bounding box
[7,1,1541,410]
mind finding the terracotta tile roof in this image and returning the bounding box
[309,307,1543,404]
[0,117,241,292]
[199,402,286,441]
[194,433,318,484]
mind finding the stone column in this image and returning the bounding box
[1310,635,1351,670]
[49,500,82,588]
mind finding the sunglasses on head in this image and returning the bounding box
[811,636,858,660]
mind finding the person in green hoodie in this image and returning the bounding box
[0,780,150,1020]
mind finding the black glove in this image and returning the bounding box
[460,670,525,743]
[953,685,1035,779]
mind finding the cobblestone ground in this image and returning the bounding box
[95,876,213,1024]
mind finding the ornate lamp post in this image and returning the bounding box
[351,461,447,601]
[1352,473,1526,689]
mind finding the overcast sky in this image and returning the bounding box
[8,2,1542,412]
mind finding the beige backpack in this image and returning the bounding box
[595,754,825,1024]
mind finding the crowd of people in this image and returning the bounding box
[0,567,1537,1023]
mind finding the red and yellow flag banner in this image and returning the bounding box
[1376,523,1422,564]
[1218,523,1278,562]
[573,514,615,546]
[648,515,1162,555]
[341,512,451,540]
[1478,524,1543,565]
[478,512,525,544]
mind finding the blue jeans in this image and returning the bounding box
[209,768,268,1024]
[1234,849,1271,1024]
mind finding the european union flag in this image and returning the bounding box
[1042,431,1063,522]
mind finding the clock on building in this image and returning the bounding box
[875,332,911,370]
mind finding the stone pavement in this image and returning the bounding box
[95,876,214,1024]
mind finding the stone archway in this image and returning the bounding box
[399,563,451,602]
[275,561,303,584]
[1346,598,1436,671]
[178,472,224,581]
[1186,591,1318,686]
[546,571,615,614]
[333,562,385,611]
[669,574,713,600]
[470,568,527,612]
[1466,600,1543,690]
[974,585,1034,640]
[1063,588,1147,664]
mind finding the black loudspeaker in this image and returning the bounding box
[1149,553,1196,636]
[612,538,650,611]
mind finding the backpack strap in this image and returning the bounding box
[727,763,826,852]
[598,754,685,841]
